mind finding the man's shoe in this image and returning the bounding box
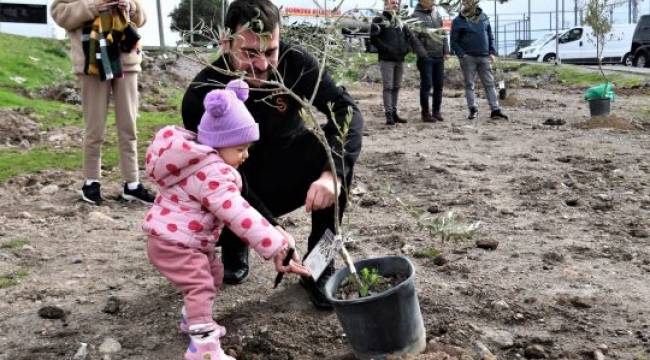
[80,182,103,205]
[299,275,333,310]
[393,112,408,124]
[467,107,478,120]
[122,183,155,204]
[223,266,249,285]
[421,111,435,123]
[490,109,509,120]
[432,112,445,122]
[385,111,395,125]
[222,246,249,285]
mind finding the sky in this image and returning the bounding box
[132,0,650,48]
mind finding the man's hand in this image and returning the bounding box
[273,247,311,276]
[489,54,496,63]
[443,54,450,60]
[305,171,341,213]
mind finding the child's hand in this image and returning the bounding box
[273,248,311,277]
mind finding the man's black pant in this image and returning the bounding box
[219,129,348,272]
[417,57,445,114]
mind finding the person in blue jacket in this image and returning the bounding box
[450,0,508,120]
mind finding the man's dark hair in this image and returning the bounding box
[225,0,281,34]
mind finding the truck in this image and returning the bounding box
[631,14,650,67]
[536,24,636,66]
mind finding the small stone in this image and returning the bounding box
[482,328,514,349]
[542,252,565,264]
[71,257,83,264]
[564,199,580,207]
[630,229,649,238]
[73,343,88,360]
[491,300,510,310]
[593,349,605,360]
[102,296,120,314]
[569,296,592,309]
[500,208,515,216]
[524,344,547,359]
[19,139,30,149]
[88,211,116,223]
[359,197,378,207]
[597,344,609,353]
[473,341,497,360]
[98,337,121,354]
[19,211,33,219]
[259,325,269,334]
[427,205,441,214]
[476,239,499,250]
[39,184,59,195]
[514,313,525,320]
[433,255,448,266]
[38,305,65,319]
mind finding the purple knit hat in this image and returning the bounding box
[197,79,259,148]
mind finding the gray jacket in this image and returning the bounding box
[409,4,449,59]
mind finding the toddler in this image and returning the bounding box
[142,79,309,360]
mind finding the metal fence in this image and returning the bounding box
[488,1,650,56]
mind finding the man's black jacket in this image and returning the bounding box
[181,42,364,222]
[370,11,416,62]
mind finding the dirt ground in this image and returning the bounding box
[1,59,649,360]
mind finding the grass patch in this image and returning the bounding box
[413,247,440,260]
[516,63,645,87]
[0,238,29,250]
[518,63,552,77]
[0,87,82,129]
[0,109,183,183]
[0,269,29,289]
[0,33,73,89]
[0,148,82,183]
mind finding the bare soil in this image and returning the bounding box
[1,60,649,360]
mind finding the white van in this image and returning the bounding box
[537,24,636,65]
[520,32,557,61]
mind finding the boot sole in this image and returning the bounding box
[79,191,102,205]
[121,193,154,204]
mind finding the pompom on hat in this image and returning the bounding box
[197,79,259,148]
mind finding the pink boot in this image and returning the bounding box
[184,331,235,360]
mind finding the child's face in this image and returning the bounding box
[218,143,251,168]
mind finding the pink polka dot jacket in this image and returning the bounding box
[142,125,287,260]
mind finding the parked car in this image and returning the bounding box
[631,14,650,67]
[537,24,636,65]
[519,32,557,61]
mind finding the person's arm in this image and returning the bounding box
[188,164,286,260]
[50,0,99,30]
[405,26,427,58]
[449,18,465,57]
[127,0,146,27]
[369,17,390,55]
[487,22,496,55]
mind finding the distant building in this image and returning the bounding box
[0,0,182,47]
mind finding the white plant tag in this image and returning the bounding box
[498,80,506,89]
[303,229,344,280]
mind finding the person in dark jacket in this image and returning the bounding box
[410,0,449,122]
[182,0,364,310]
[370,0,421,125]
[451,0,508,120]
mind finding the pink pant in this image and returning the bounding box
[147,237,223,326]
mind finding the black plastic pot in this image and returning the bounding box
[588,98,611,117]
[324,256,426,360]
